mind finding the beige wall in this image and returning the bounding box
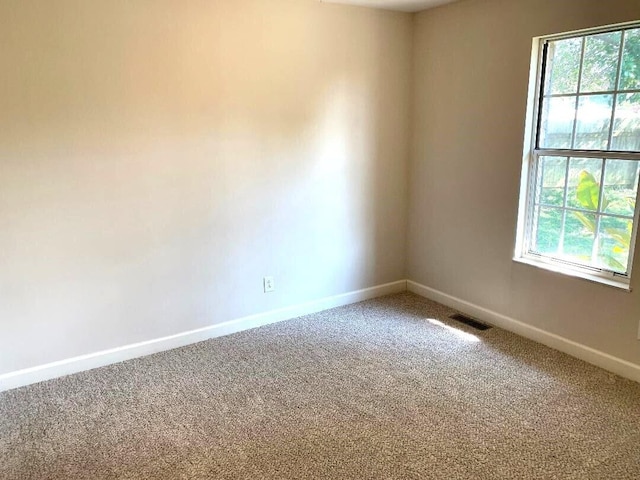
[4,0,640,378]
[408,0,640,365]
[0,0,412,374]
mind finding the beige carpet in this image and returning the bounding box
[1,292,639,479]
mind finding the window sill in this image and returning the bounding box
[513,255,632,292]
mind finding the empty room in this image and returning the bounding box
[2,0,640,478]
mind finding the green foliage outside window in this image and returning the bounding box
[572,170,633,271]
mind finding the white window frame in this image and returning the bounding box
[515,22,640,291]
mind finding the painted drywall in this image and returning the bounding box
[408,0,640,365]
[0,0,412,374]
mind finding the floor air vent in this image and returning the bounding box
[449,313,492,331]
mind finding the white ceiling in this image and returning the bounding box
[320,0,461,13]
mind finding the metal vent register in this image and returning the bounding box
[449,313,492,331]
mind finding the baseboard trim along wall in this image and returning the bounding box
[3,278,638,392]
[407,280,640,384]
[0,280,407,392]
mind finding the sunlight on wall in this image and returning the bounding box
[304,78,375,292]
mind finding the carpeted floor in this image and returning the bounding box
[1,292,639,479]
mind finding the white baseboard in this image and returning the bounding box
[0,280,407,392]
[407,280,640,384]
[5,278,637,392]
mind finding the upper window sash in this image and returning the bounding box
[535,27,640,155]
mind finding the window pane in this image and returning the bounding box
[602,159,639,216]
[540,96,576,148]
[545,38,582,95]
[566,157,603,211]
[598,216,633,273]
[533,206,563,254]
[537,156,567,206]
[563,211,596,261]
[611,93,640,151]
[574,94,613,150]
[580,31,622,93]
[619,28,640,91]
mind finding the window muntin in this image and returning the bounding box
[521,24,640,284]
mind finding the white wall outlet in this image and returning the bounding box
[263,276,275,293]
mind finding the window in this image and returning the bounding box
[516,23,640,289]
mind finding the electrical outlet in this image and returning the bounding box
[263,276,275,293]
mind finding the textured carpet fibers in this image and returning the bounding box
[1,292,640,479]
